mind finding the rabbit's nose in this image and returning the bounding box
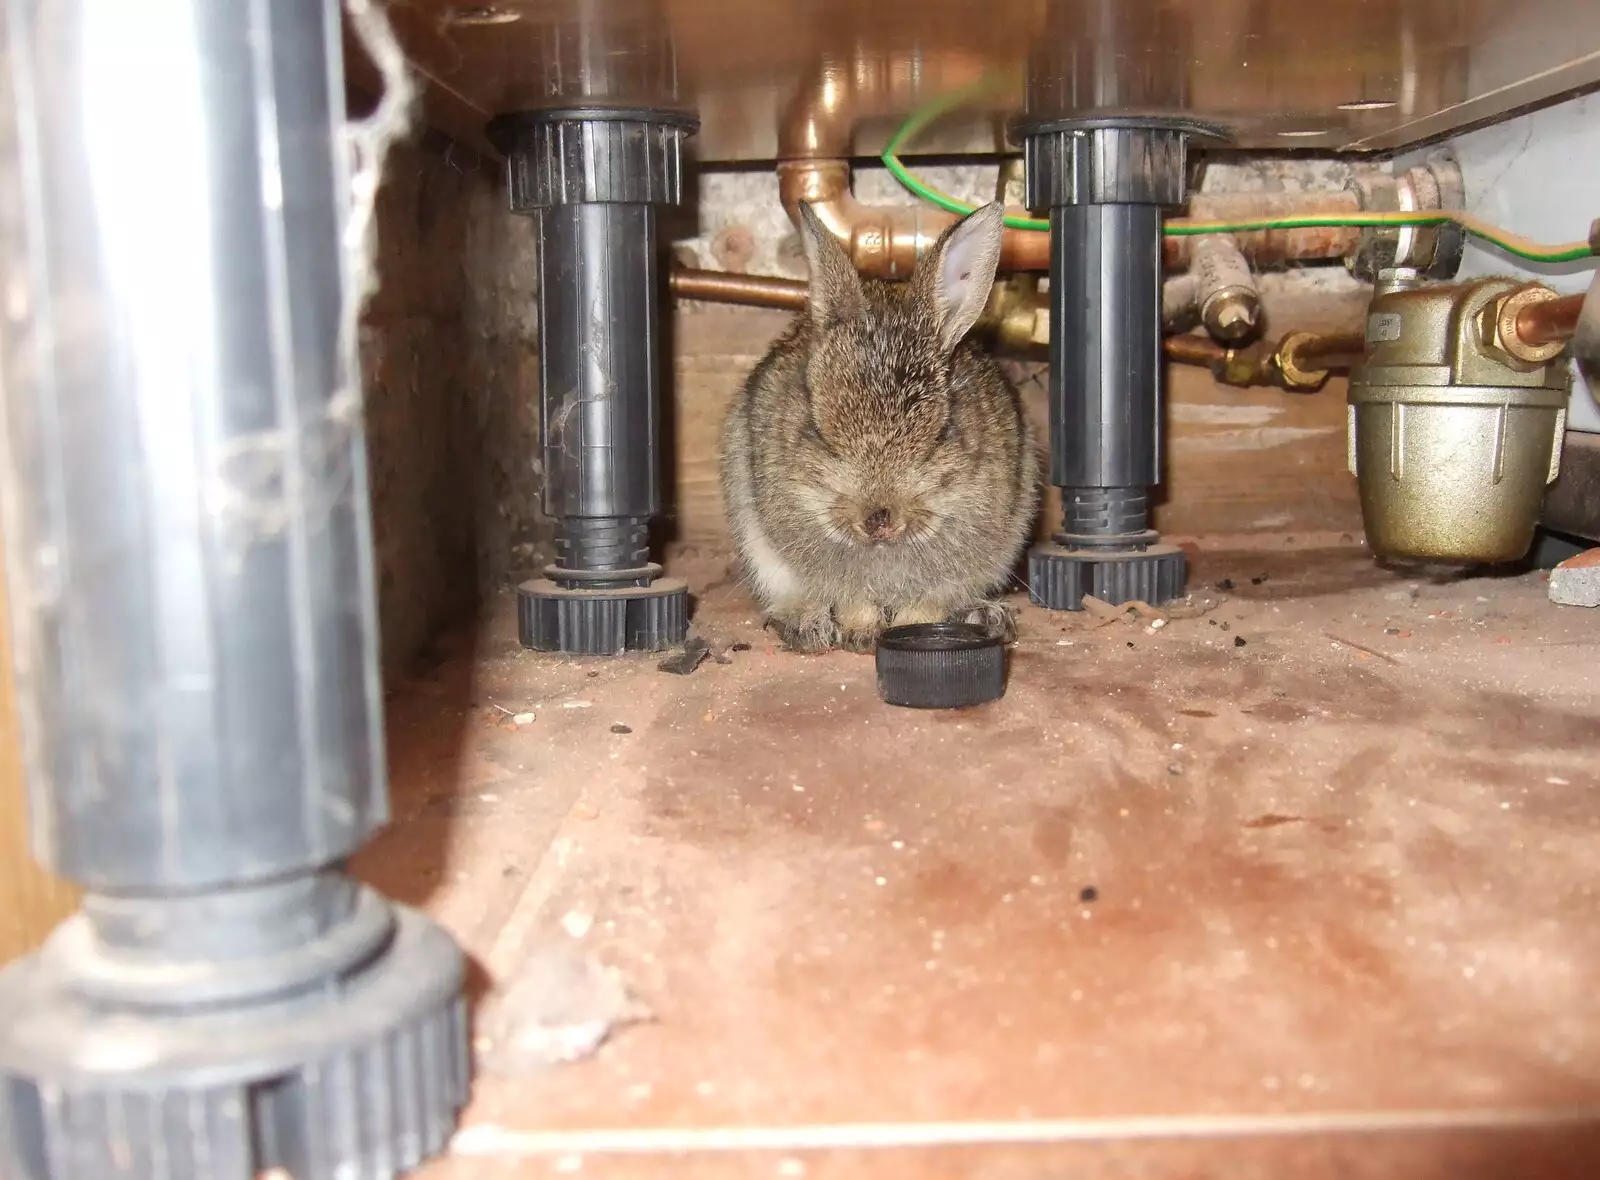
[863,508,899,540]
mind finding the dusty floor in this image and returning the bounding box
[355,543,1600,1179]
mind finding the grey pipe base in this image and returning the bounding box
[518,570,690,655]
[0,893,467,1180]
[1027,543,1188,611]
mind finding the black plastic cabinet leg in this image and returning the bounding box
[1016,113,1227,610]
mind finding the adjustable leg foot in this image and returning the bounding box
[1028,544,1188,611]
[518,569,690,654]
[2,893,466,1180]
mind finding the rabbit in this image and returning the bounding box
[720,199,1040,654]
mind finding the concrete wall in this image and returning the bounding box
[361,131,544,677]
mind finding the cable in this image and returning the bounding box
[1169,211,1594,265]
[878,84,1598,266]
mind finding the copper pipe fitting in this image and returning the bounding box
[1279,329,1366,377]
[1163,329,1366,391]
[776,160,1049,280]
[1487,283,1571,364]
[779,54,993,162]
[777,58,1047,280]
[1514,290,1584,348]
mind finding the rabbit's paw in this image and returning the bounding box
[836,602,885,654]
[950,600,1018,644]
[766,609,840,654]
[890,602,951,627]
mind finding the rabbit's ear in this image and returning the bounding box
[917,201,1004,354]
[798,203,866,327]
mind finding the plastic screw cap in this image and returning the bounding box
[875,622,1007,709]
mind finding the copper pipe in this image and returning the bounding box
[1173,191,1364,268]
[670,262,1054,345]
[780,53,993,162]
[777,59,1048,280]
[670,267,808,311]
[1164,334,1277,387]
[666,264,1364,393]
[668,262,1363,395]
[672,262,1196,346]
[1514,291,1585,347]
[1282,329,1366,372]
[1163,334,1228,367]
[777,58,1381,287]
[776,159,1050,279]
[779,161,1371,280]
[1147,334,1281,389]
[1164,329,1366,391]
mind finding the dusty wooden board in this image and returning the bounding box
[378,549,1600,1179]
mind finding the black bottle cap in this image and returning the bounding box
[875,622,1007,710]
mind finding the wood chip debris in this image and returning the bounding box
[1322,632,1399,664]
[658,635,712,675]
[1080,593,1223,628]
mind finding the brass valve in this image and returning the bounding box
[1348,276,1573,564]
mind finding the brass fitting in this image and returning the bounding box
[1348,277,1571,564]
[1484,282,1567,365]
[995,157,1028,209]
[1274,329,1366,390]
[1204,289,1260,341]
[776,159,1049,280]
[1216,342,1277,389]
[979,275,1048,352]
[1189,233,1260,344]
[1163,333,1358,392]
[1274,332,1333,390]
[1344,152,1466,281]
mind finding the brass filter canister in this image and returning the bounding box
[1348,277,1571,564]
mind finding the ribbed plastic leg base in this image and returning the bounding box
[518,576,690,654]
[1027,542,1188,611]
[0,901,468,1180]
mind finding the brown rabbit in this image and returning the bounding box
[721,200,1039,653]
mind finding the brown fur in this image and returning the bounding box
[721,202,1040,653]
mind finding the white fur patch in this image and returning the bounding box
[743,517,801,604]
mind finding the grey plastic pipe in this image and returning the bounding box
[0,2,468,1177]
